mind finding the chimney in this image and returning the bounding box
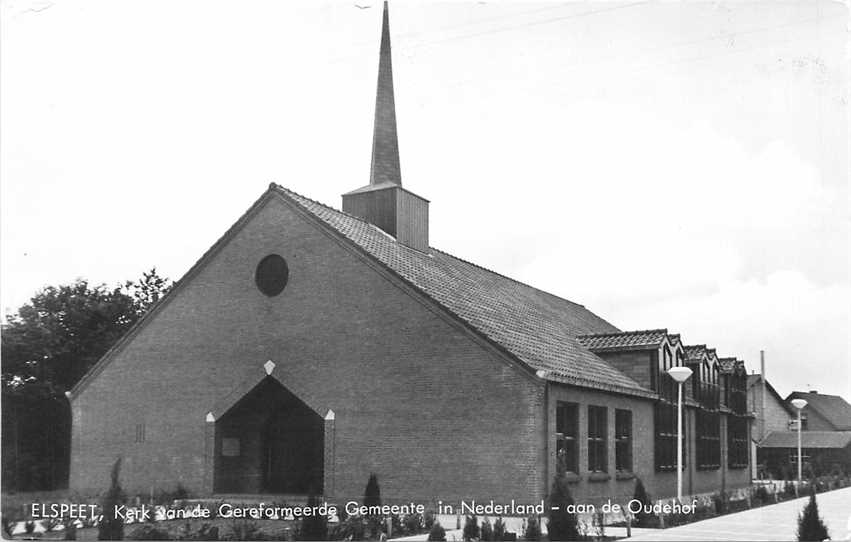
[342,1,429,252]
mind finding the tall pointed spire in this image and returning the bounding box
[370,1,402,185]
[343,0,429,253]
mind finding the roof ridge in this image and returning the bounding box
[272,183,380,231]
[578,328,668,339]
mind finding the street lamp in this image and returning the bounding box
[668,366,693,501]
[790,398,808,490]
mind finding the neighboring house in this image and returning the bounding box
[748,374,797,477]
[748,375,797,440]
[751,386,851,478]
[68,2,753,505]
[758,431,851,478]
[786,391,851,431]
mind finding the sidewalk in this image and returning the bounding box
[627,487,851,541]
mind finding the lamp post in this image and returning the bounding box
[668,366,693,501]
[790,398,808,490]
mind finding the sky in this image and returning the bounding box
[1,0,849,400]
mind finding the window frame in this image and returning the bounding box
[555,402,579,474]
[615,409,632,473]
[587,405,608,473]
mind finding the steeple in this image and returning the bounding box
[342,1,430,253]
[370,0,402,185]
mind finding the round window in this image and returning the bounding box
[255,254,289,297]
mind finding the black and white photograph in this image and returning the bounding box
[1,1,849,540]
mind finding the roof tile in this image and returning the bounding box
[274,185,654,397]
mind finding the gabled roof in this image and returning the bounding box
[747,375,796,416]
[577,329,668,352]
[759,431,851,449]
[786,391,851,431]
[684,344,708,363]
[719,357,737,373]
[274,185,654,398]
[668,334,683,349]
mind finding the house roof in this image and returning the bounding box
[759,431,851,449]
[577,329,669,352]
[684,345,708,363]
[786,392,851,431]
[719,357,737,373]
[668,334,682,348]
[273,185,655,398]
[747,375,796,416]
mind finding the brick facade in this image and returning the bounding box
[69,192,752,506]
[70,195,546,503]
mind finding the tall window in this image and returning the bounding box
[654,403,686,471]
[728,417,748,468]
[615,409,632,472]
[555,402,579,473]
[588,406,608,472]
[729,372,747,414]
[696,411,720,469]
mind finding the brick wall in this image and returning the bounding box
[545,383,668,504]
[595,351,654,391]
[748,381,793,439]
[69,194,545,504]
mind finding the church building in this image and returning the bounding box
[69,3,752,506]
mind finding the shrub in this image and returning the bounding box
[127,524,170,540]
[797,490,829,542]
[546,464,579,540]
[99,458,126,541]
[363,473,382,538]
[493,517,506,541]
[712,492,727,515]
[427,521,446,542]
[463,515,480,541]
[480,517,493,541]
[298,495,328,541]
[403,512,423,534]
[184,523,219,541]
[329,516,365,541]
[424,510,436,531]
[64,522,78,540]
[631,478,655,528]
[524,515,541,541]
[755,485,770,506]
[364,474,381,508]
[784,481,796,498]
[224,520,265,541]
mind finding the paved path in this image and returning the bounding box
[628,487,851,541]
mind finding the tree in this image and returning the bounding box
[796,490,829,541]
[546,458,580,540]
[2,269,172,392]
[98,458,125,541]
[1,270,172,491]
